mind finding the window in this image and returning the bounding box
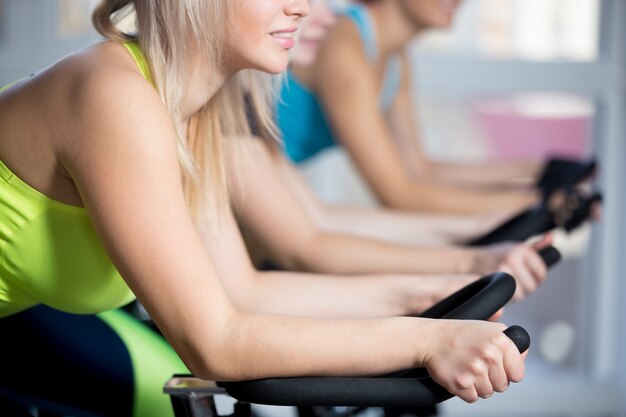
[57,0,99,39]
[57,0,135,40]
[419,0,601,62]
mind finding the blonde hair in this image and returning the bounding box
[92,0,279,223]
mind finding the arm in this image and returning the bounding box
[386,54,542,188]
[273,146,512,246]
[227,138,479,275]
[227,137,549,301]
[201,199,476,318]
[64,70,419,379]
[312,28,539,214]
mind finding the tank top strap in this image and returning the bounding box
[380,55,403,110]
[343,6,404,110]
[0,81,19,94]
[122,41,153,84]
[343,5,379,63]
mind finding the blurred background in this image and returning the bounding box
[0,1,624,416]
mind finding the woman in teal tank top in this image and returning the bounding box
[0,0,532,414]
[278,0,598,221]
[278,2,402,163]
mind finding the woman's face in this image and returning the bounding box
[291,0,337,66]
[229,0,311,74]
[398,0,462,30]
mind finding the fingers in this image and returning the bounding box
[531,233,553,250]
[456,344,515,402]
[457,385,479,403]
[591,201,602,220]
[514,265,536,299]
[429,321,526,404]
[459,324,513,403]
[503,337,526,383]
[487,345,510,393]
[505,252,537,300]
[474,370,495,399]
[525,248,548,285]
[502,245,548,301]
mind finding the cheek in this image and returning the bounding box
[233,3,275,44]
[228,24,269,65]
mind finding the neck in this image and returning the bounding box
[180,64,228,121]
[367,2,423,56]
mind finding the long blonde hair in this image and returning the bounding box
[92,0,278,223]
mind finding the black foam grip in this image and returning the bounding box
[538,246,561,268]
[538,159,597,198]
[504,325,531,353]
[419,272,515,320]
[468,206,554,246]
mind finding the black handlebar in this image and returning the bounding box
[220,273,529,407]
[538,246,561,268]
[220,247,562,407]
[418,246,559,321]
[419,272,515,320]
[468,206,554,246]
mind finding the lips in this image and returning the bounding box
[270,29,297,49]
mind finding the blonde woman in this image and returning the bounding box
[0,1,526,416]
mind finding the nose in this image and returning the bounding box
[286,0,311,19]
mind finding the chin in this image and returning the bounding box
[255,57,290,74]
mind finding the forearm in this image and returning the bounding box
[423,160,543,188]
[379,179,539,216]
[244,271,474,318]
[317,204,506,246]
[214,312,429,381]
[285,233,476,275]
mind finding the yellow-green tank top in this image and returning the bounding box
[0,42,151,318]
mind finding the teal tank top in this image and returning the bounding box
[0,42,150,318]
[278,4,403,163]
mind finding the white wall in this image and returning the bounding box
[616,1,626,406]
[0,0,99,85]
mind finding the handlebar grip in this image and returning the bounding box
[419,272,515,320]
[538,246,561,268]
[504,325,530,353]
[467,205,553,246]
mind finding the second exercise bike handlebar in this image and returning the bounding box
[220,247,562,407]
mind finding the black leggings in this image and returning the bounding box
[0,305,187,417]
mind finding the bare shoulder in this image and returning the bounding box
[0,41,173,205]
[312,16,372,88]
[312,18,377,102]
[320,15,365,59]
[59,42,168,138]
[48,42,177,165]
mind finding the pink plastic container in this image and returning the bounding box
[473,93,593,160]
